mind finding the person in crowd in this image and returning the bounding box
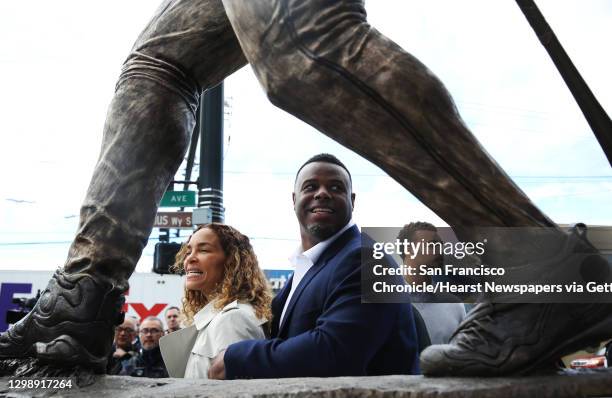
[397,222,466,346]
[160,223,272,378]
[207,153,419,379]
[106,317,139,374]
[164,306,182,334]
[129,315,142,351]
[120,316,168,378]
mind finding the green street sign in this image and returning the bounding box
[160,190,196,207]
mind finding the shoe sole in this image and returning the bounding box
[520,304,612,375]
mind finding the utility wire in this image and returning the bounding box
[223,170,612,180]
[0,235,299,247]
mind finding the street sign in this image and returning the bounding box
[160,191,196,207]
[153,212,193,229]
[192,207,213,225]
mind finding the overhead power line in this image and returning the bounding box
[224,170,612,180]
[0,235,300,247]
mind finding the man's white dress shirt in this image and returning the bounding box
[279,220,356,326]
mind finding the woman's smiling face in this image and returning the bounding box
[183,227,226,295]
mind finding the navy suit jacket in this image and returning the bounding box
[224,226,419,378]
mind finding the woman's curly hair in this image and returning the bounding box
[171,223,273,326]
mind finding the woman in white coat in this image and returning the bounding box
[160,223,272,378]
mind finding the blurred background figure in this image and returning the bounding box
[120,316,168,378]
[106,317,139,375]
[164,306,182,334]
[129,315,142,351]
[397,222,466,346]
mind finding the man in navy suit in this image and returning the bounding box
[208,153,419,379]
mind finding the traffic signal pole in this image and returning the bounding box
[197,83,225,223]
[153,85,223,273]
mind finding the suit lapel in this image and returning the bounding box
[278,226,359,337]
[271,274,293,337]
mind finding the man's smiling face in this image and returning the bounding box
[293,161,355,250]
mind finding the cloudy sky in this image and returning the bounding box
[1,0,610,273]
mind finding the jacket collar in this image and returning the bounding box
[192,299,238,330]
[315,224,360,266]
[291,220,356,266]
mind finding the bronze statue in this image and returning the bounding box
[1,0,610,377]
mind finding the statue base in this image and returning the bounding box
[1,368,611,397]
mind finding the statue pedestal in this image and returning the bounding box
[2,370,612,397]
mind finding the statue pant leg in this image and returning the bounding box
[222,0,553,230]
[0,0,245,372]
[224,0,606,279]
[64,0,246,285]
[221,0,612,375]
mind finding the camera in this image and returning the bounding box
[5,290,41,325]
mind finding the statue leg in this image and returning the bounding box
[222,0,552,229]
[221,0,612,375]
[0,0,245,372]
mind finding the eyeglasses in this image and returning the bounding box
[140,328,162,335]
[116,327,136,334]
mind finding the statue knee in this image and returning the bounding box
[255,24,373,109]
[117,52,200,114]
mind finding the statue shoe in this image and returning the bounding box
[420,301,612,376]
[474,224,610,297]
[0,270,125,373]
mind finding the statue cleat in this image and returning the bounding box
[0,270,125,373]
[420,302,612,376]
[35,335,108,373]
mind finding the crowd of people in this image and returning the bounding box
[107,307,183,377]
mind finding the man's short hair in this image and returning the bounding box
[121,316,138,330]
[294,153,352,186]
[128,315,140,330]
[397,222,443,266]
[164,306,180,315]
[141,316,163,331]
[397,222,438,243]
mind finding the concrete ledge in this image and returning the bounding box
[2,370,612,398]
